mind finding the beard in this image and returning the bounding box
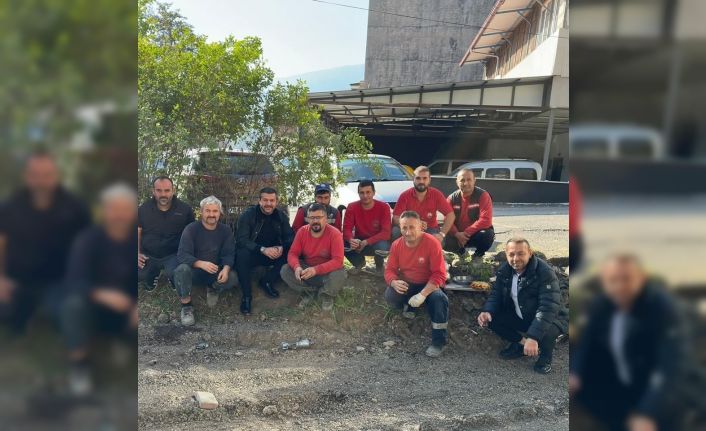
[414,183,427,192]
[311,223,322,232]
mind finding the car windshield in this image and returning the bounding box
[340,158,410,182]
[196,153,274,176]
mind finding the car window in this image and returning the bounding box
[618,138,654,158]
[486,168,511,179]
[340,158,409,182]
[572,138,609,158]
[451,161,466,171]
[515,168,537,180]
[429,162,447,175]
[383,162,411,180]
[472,168,484,178]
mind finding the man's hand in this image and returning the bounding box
[217,266,230,284]
[477,312,492,327]
[523,338,539,357]
[569,374,581,397]
[196,260,219,274]
[408,292,426,308]
[420,220,428,231]
[349,239,361,250]
[433,233,444,242]
[138,253,148,269]
[628,415,657,431]
[357,240,368,253]
[390,279,409,294]
[263,247,282,259]
[294,266,304,281]
[92,288,134,313]
[455,232,469,247]
[0,276,16,303]
[300,267,317,280]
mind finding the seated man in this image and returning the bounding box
[384,211,449,358]
[291,183,341,233]
[444,168,495,260]
[60,184,139,395]
[235,187,294,315]
[174,196,236,326]
[342,180,391,274]
[138,175,194,292]
[280,204,346,311]
[477,237,568,374]
[570,254,687,431]
[392,166,455,243]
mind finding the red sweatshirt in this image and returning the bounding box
[342,200,391,245]
[447,191,493,237]
[291,205,342,233]
[287,224,344,275]
[393,187,453,228]
[384,233,447,287]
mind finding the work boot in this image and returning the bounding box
[259,280,279,298]
[240,296,252,315]
[206,287,219,308]
[321,295,334,311]
[297,294,314,309]
[425,344,446,358]
[402,304,416,319]
[180,306,195,326]
[68,363,93,397]
[533,359,552,374]
[498,342,524,360]
[140,274,160,292]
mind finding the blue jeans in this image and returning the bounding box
[344,240,390,269]
[60,293,136,352]
[384,282,449,346]
[138,254,179,286]
[173,263,237,299]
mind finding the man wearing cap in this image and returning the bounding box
[392,166,455,243]
[444,168,495,260]
[291,184,341,233]
[342,179,391,274]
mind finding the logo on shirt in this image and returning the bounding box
[468,204,480,209]
[372,220,380,229]
[452,205,461,210]
[426,212,433,219]
[418,257,426,265]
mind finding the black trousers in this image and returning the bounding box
[488,308,561,363]
[443,227,495,256]
[235,248,285,298]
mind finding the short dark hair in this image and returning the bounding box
[400,210,420,220]
[24,148,56,167]
[260,187,278,198]
[152,175,174,187]
[358,179,375,192]
[506,237,531,250]
[307,203,326,215]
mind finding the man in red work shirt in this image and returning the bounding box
[291,183,342,233]
[384,210,449,358]
[392,166,455,243]
[343,180,391,274]
[444,168,495,260]
[280,203,346,311]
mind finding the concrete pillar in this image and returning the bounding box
[541,109,555,181]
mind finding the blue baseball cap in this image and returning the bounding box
[314,183,332,194]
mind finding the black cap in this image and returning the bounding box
[314,183,332,194]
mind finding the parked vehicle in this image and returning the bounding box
[427,159,471,176]
[449,159,543,181]
[570,124,665,160]
[332,154,412,210]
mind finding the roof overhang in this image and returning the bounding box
[308,76,567,139]
[460,0,548,65]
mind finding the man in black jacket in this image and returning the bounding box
[570,254,687,431]
[138,176,194,292]
[235,187,294,315]
[478,237,568,374]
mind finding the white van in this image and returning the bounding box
[570,124,665,160]
[449,159,543,181]
[427,159,471,176]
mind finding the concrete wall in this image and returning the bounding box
[364,0,496,88]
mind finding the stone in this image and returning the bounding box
[149,359,157,366]
[157,313,169,324]
[235,351,244,357]
[262,405,278,416]
[259,313,267,321]
[194,391,219,410]
[355,346,366,352]
[202,333,212,341]
[382,340,395,348]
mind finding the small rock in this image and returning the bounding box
[329,352,336,358]
[195,342,209,350]
[171,362,180,368]
[262,405,278,416]
[382,340,395,348]
[235,351,244,357]
[157,313,169,324]
[149,359,157,366]
[194,391,219,410]
[355,346,365,352]
[202,333,212,341]
[259,313,267,321]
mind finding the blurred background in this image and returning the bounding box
[0,0,136,429]
[570,0,706,429]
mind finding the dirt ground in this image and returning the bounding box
[138,246,570,430]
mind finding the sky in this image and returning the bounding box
[169,0,369,78]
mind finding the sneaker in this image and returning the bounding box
[206,288,219,308]
[498,342,524,360]
[68,364,93,397]
[401,304,416,320]
[533,360,552,374]
[321,297,334,311]
[425,344,446,358]
[297,295,314,309]
[180,306,195,326]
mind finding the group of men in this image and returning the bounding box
[139,165,568,369]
